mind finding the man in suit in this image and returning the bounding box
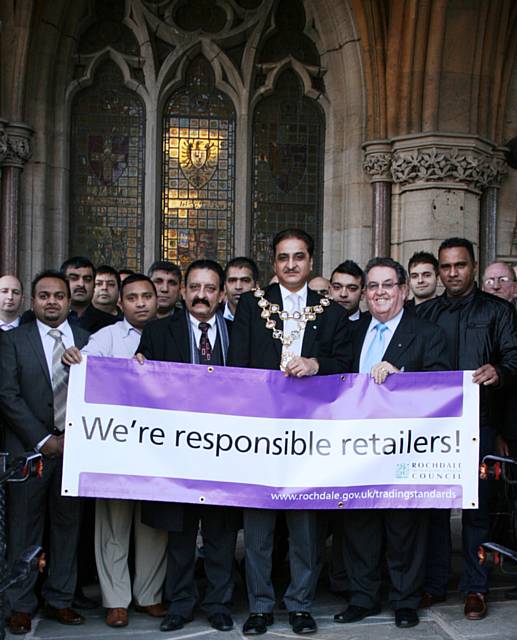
[227,228,351,635]
[136,259,240,633]
[329,260,364,321]
[0,275,24,331]
[0,270,89,635]
[334,257,449,630]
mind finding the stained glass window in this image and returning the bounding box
[161,57,236,269]
[70,61,145,269]
[251,70,324,278]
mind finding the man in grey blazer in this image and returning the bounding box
[0,270,89,635]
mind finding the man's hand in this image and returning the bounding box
[370,361,399,385]
[134,353,146,365]
[496,434,510,457]
[284,356,319,378]
[472,364,499,386]
[62,346,82,366]
[41,434,64,458]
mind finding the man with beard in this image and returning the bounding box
[417,238,517,620]
[136,260,239,633]
[148,260,182,319]
[92,265,123,319]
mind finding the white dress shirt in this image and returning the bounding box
[223,302,234,322]
[82,318,142,358]
[189,313,218,352]
[359,308,404,372]
[37,319,75,376]
[349,309,361,322]
[0,316,20,331]
[279,283,308,359]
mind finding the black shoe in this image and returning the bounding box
[72,589,99,610]
[334,604,381,623]
[505,586,517,600]
[208,612,234,631]
[289,612,317,634]
[395,608,419,628]
[160,613,193,632]
[242,613,274,635]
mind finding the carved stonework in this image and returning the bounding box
[1,122,34,168]
[363,152,392,181]
[391,145,508,190]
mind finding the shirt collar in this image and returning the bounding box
[349,309,361,321]
[279,283,308,306]
[0,316,20,330]
[188,312,217,330]
[368,307,404,333]
[37,318,73,339]
[122,317,142,336]
[223,302,234,322]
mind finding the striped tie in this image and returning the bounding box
[48,329,69,432]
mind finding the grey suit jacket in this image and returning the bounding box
[0,320,89,455]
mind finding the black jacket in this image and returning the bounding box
[227,283,352,373]
[416,286,517,428]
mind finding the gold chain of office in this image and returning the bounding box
[253,287,332,350]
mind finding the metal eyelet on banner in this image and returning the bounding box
[207,367,214,373]
[337,501,344,508]
[199,496,206,502]
[340,376,346,381]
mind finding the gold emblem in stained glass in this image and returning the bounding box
[179,138,218,188]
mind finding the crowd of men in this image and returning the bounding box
[0,229,516,636]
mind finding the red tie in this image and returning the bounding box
[199,322,212,363]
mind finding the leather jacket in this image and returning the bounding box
[416,286,517,428]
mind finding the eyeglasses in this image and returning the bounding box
[483,276,513,287]
[366,281,400,292]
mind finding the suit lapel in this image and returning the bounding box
[169,312,191,363]
[27,322,51,387]
[353,313,372,371]
[383,310,415,367]
[301,288,322,357]
[265,284,283,361]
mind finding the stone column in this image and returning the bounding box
[389,133,504,269]
[0,122,33,275]
[362,141,392,257]
[478,147,508,275]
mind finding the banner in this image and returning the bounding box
[62,357,479,509]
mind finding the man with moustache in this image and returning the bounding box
[136,259,239,633]
[334,257,449,630]
[329,261,364,321]
[0,274,24,330]
[62,275,167,628]
[0,270,89,634]
[223,257,259,321]
[228,228,351,635]
[148,260,182,319]
[417,238,517,619]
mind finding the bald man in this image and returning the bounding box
[0,275,24,331]
[482,262,516,303]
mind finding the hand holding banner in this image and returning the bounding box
[62,357,479,509]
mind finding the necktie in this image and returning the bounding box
[361,323,388,374]
[281,293,302,368]
[48,329,69,432]
[198,322,212,363]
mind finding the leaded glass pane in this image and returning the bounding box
[251,70,324,278]
[70,61,145,270]
[161,57,235,269]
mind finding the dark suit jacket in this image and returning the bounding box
[0,320,89,456]
[349,309,450,373]
[227,283,352,373]
[136,309,240,532]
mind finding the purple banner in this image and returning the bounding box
[84,357,463,421]
[78,472,463,509]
